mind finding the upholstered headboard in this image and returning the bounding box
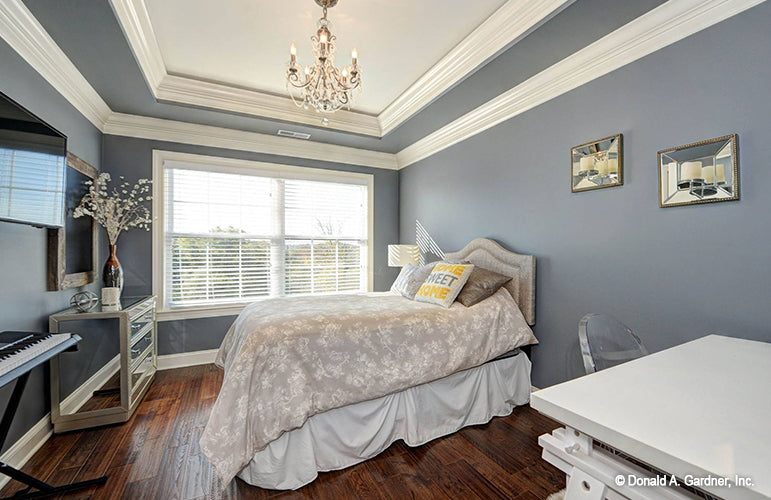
[445,238,536,325]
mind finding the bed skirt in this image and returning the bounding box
[236,352,532,490]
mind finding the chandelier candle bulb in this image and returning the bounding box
[352,48,358,64]
[290,43,297,63]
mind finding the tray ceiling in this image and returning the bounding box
[144,0,507,115]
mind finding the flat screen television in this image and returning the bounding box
[0,90,67,228]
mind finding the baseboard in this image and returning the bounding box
[59,354,120,415]
[0,415,52,490]
[157,349,218,370]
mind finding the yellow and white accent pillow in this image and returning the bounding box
[414,262,475,308]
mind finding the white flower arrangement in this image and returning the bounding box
[73,172,152,245]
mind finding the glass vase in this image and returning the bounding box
[103,244,124,293]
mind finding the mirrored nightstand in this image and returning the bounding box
[49,296,156,432]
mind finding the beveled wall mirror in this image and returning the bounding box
[571,134,623,192]
[658,134,738,208]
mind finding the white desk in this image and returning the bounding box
[531,335,771,500]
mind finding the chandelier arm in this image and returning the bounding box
[286,69,311,90]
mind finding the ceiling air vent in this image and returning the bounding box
[277,130,311,140]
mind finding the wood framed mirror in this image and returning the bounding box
[47,152,98,290]
[658,134,739,208]
[571,134,623,192]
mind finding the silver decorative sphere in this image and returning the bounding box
[70,291,99,312]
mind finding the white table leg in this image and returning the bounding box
[539,427,698,500]
[565,467,608,500]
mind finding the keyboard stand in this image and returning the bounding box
[0,332,108,499]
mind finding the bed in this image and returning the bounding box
[200,238,537,489]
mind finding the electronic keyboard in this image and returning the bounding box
[0,331,106,499]
[0,333,73,379]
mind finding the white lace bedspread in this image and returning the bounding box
[200,289,537,483]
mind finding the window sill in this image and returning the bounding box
[156,304,248,322]
[156,289,375,322]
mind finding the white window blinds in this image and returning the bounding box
[163,164,369,309]
[283,179,368,296]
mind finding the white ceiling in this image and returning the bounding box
[143,0,508,115]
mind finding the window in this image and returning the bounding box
[153,151,373,319]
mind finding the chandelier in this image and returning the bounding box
[286,0,361,114]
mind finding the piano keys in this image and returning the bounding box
[0,333,73,379]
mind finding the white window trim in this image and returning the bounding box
[152,150,375,322]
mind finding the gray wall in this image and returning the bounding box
[0,38,103,452]
[102,135,400,355]
[399,3,771,388]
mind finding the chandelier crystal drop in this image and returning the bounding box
[286,0,361,114]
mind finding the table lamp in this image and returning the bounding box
[387,244,419,267]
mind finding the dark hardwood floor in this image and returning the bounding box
[1,365,565,499]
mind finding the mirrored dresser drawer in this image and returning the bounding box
[130,326,153,362]
[130,350,154,406]
[129,305,153,342]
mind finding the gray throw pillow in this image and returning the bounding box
[390,263,434,299]
[456,265,512,307]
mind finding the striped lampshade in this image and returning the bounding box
[387,244,420,267]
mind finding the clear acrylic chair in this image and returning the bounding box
[578,313,649,374]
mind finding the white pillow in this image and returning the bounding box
[390,263,434,299]
[414,262,475,308]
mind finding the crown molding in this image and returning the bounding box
[396,0,766,168]
[108,0,165,90]
[155,73,383,137]
[378,0,575,137]
[103,113,399,170]
[0,0,112,130]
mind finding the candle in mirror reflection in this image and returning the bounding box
[702,165,715,183]
[681,161,703,181]
[716,163,726,183]
[596,158,609,175]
